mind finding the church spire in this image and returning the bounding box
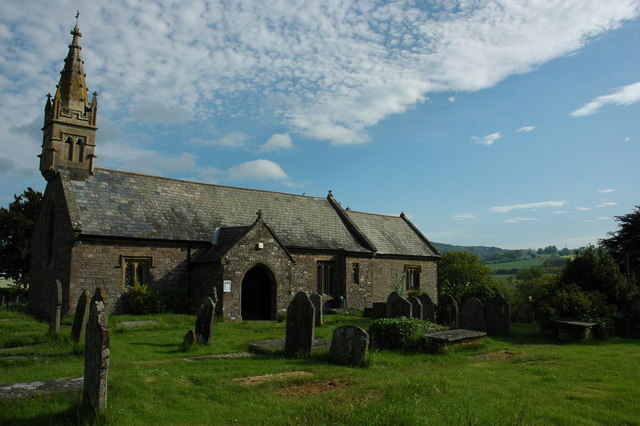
[40,14,98,181]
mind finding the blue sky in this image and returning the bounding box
[1,1,639,249]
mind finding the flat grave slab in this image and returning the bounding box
[249,338,330,354]
[116,320,159,328]
[554,320,599,341]
[424,329,486,353]
[0,377,83,401]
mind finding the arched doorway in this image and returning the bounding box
[241,264,276,320]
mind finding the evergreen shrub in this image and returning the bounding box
[369,317,445,351]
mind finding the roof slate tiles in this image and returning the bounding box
[60,169,438,258]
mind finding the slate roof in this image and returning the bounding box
[59,168,438,258]
[195,226,252,263]
[345,210,439,257]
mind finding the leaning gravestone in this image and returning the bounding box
[195,297,215,344]
[437,294,459,329]
[182,330,197,351]
[461,297,486,332]
[624,294,640,338]
[330,325,369,366]
[83,300,109,413]
[50,279,62,334]
[91,287,108,304]
[285,292,315,357]
[71,290,91,343]
[408,296,423,319]
[419,293,436,322]
[386,292,412,318]
[485,297,511,336]
[310,293,323,326]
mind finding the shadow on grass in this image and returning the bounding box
[0,401,109,426]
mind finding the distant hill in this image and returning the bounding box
[432,242,507,261]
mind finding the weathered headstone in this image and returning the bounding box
[181,330,197,351]
[516,302,535,323]
[386,292,412,318]
[50,279,62,334]
[330,325,369,366]
[71,290,91,343]
[485,297,510,336]
[408,296,423,319]
[419,294,436,322]
[82,300,109,413]
[310,293,323,326]
[195,297,215,344]
[624,294,640,338]
[371,302,387,319]
[91,287,108,304]
[461,297,485,332]
[285,292,315,357]
[437,294,459,329]
[1,295,4,306]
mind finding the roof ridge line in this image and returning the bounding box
[346,209,401,218]
[93,168,325,200]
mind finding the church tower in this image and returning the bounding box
[40,20,98,181]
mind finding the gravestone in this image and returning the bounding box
[91,287,108,304]
[285,292,315,357]
[195,297,215,344]
[371,302,387,319]
[71,290,91,343]
[419,294,436,322]
[461,297,485,332]
[408,296,423,319]
[516,302,535,323]
[330,325,369,366]
[624,294,640,338]
[386,292,412,318]
[1,296,4,306]
[485,297,511,336]
[50,279,62,334]
[182,330,196,351]
[437,294,459,329]
[82,300,109,413]
[310,293,323,326]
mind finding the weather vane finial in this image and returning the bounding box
[76,10,80,25]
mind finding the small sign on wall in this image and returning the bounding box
[223,280,232,293]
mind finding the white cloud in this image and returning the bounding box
[259,133,293,152]
[553,210,571,214]
[448,97,456,103]
[575,207,592,211]
[473,132,502,146]
[227,159,289,181]
[491,201,566,213]
[597,201,618,207]
[503,217,540,224]
[571,81,640,117]
[516,126,536,132]
[598,188,615,193]
[189,133,248,148]
[453,213,476,221]
[1,0,636,151]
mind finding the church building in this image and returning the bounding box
[28,23,440,320]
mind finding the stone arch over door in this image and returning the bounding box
[241,263,277,320]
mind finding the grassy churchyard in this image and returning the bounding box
[1,307,639,425]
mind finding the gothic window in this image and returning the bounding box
[352,263,360,284]
[77,138,84,162]
[122,257,152,288]
[65,137,74,161]
[317,261,334,295]
[404,265,420,291]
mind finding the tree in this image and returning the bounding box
[0,188,43,289]
[560,246,635,309]
[438,251,499,301]
[601,205,640,282]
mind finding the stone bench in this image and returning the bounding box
[553,320,599,341]
[424,329,486,353]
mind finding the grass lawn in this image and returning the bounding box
[1,307,639,425]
